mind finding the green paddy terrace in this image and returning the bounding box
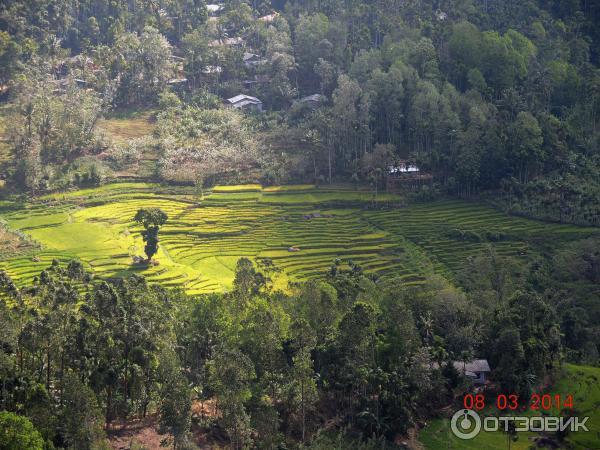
[0,182,598,295]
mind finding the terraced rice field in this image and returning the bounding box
[0,183,598,294]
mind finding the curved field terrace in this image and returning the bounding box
[1,183,597,294]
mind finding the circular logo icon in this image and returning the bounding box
[450,409,481,440]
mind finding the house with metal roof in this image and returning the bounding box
[452,359,491,385]
[225,94,263,112]
[297,93,325,109]
[432,359,491,385]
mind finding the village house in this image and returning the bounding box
[49,77,88,93]
[167,78,188,91]
[209,37,245,48]
[297,93,325,109]
[202,65,222,75]
[432,359,491,385]
[386,160,432,191]
[258,12,279,23]
[388,160,420,174]
[454,359,491,385]
[225,94,263,112]
[243,52,267,68]
[206,4,223,16]
[54,55,100,79]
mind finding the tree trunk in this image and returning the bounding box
[46,347,51,390]
[301,379,306,443]
[328,147,332,184]
[106,386,113,429]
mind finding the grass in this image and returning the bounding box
[212,184,263,192]
[0,225,35,258]
[96,109,158,178]
[419,364,600,449]
[263,184,316,192]
[39,182,161,200]
[419,418,536,450]
[551,364,600,449]
[0,183,598,295]
[97,110,156,143]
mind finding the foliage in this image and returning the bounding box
[0,0,598,447]
[112,27,175,107]
[158,349,191,449]
[60,373,107,449]
[0,0,597,226]
[7,73,104,193]
[133,207,168,261]
[0,411,44,450]
[156,107,259,184]
[0,229,595,448]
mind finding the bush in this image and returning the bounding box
[106,136,152,170]
[70,159,108,187]
[408,184,441,202]
[0,411,45,450]
[158,89,182,110]
[191,89,221,109]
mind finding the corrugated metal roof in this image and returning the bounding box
[453,359,491,373]
[227,94,262,104]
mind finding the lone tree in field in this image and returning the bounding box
[134,208,168,262]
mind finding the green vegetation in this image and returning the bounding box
[133,207,169,262]
[1,249,597,449]
[0,411,45,450]
[0,0,598,448]
[1,184,596,296]
[551,364,600,449]
[420,364,600,450]
[420,418,535,450]
[1,0,598,225]
[97,110,156,143]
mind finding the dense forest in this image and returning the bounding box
[0,0,598,223]
[1,247,596,449]
[0,0,599,449]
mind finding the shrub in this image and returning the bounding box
[0,411,45,450]
[106,136,152,170]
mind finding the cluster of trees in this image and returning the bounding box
[1,238,596,448]
[7,68,106,193]
[1,0,599,224]
[155,106,259,185]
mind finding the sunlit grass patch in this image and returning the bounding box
[206,191,262,201]
[212,184,263,193]
[419,417,536,450]
[40,182,160,200]
[551,364,600,449]
[260,190,400,203]
[263,184,316,192]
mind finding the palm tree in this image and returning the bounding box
[419,312,434,345]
